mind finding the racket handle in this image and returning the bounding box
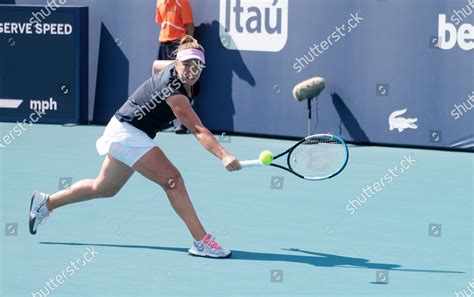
[240,159,263,168]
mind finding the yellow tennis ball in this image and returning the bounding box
[259,150,273,166]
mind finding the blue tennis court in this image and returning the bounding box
[1,123,472,297]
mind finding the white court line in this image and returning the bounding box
[0,99,23,109]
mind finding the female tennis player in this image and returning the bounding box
[29,35,241,258]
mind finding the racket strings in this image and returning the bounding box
[289,136,346,178]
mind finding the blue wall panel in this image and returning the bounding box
[2,0,473,149]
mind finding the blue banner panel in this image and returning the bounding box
[0,5,88,124]
[192,0,474,150]
[4,0,473,150]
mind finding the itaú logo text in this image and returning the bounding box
[438,14,473,50]
[219,0,288,52]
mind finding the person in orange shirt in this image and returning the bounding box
[156,0,195,61]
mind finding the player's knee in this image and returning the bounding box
[92,180,120,198]
[101,188,120,198]
[161,168,182,191]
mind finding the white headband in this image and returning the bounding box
[176,49,206,64]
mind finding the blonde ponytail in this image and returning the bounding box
[173,35,205,58]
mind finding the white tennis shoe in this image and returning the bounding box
[29,191,51,235]
[188,233,232,258]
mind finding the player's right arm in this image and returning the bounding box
[166,95,241,171]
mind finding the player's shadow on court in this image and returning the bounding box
[93,23,129,124]
[193,21,256,132]
[331,93,370,143]
[40,242,464,274]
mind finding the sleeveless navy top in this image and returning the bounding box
[115,62,199,138]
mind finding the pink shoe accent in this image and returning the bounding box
[202,234,222,249]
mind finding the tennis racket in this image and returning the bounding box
[240,134,349,180]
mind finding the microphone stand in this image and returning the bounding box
[307,97,313,136]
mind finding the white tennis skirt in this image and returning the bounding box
[96,116,157,167]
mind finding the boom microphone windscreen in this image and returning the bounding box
[292,77,325,102]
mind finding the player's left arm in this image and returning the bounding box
[152,60,174,75]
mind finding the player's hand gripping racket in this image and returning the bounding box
[239,134,349,180]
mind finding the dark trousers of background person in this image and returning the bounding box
[158,41,180,60]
